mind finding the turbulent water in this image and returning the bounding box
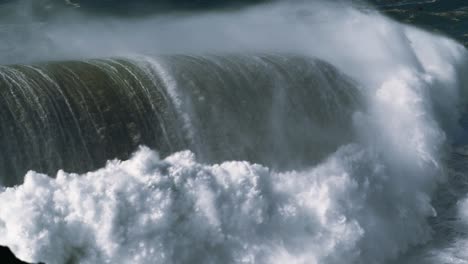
[1,1,468,264]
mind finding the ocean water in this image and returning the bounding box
[0,1,468,263]
[375,0,468,46]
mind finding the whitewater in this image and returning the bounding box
[1,1,468,263]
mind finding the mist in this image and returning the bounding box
[0,0,382,64]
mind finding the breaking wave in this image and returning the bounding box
[0,1,468,263]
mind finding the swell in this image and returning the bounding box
[0,54,362,186]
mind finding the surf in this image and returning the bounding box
[0,1,468,263]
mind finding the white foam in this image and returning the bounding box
[0,145,439,264]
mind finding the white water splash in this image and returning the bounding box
[0,145,437,264]
[1,0,468,263]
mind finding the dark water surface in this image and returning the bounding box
[374,0,468,46]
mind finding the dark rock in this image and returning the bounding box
[0,246,44,264]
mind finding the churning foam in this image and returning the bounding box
[0,145,437,264]
[1,0,468,263]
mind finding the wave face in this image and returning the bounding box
[1,1,468,264]
[0,55,360,186]
[0,58,181,186]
